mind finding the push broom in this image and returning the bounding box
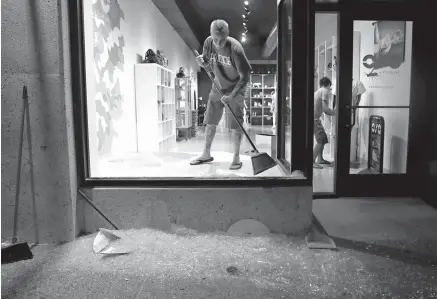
[194,50,277,175]
[2,86,35,264]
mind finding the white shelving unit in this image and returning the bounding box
[315,36,337,160]
[134,63,176,152]
[249,74,276,126]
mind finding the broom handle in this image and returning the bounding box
[12,87,27,243]
[194,50,259,153]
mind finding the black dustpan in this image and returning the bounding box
[194,50,278,175]
[251,152,277,175]
[2,238,33,264]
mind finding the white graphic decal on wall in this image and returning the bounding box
[362,21,406,78]
[93,0,125,154]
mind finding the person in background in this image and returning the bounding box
[313,77,335,169]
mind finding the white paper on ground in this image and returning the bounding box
[93,228,137,254]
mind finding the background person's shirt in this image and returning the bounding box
[314,87,332,119]
[202,36,251,96]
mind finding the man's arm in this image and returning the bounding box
[230,45,252,98]
[322,90,335,116]
[201,37,220,90]
[202,37,212,65]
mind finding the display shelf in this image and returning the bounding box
[134,63,176,152]
[315,36,337,160]
[175,77,192,129]
[244,84,250,124]
[190,110,198,137]
[249,74,276,126]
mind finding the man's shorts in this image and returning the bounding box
[204,92,244,130]
[314,119,329,144]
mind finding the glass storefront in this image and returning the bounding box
[79,0,301,180]
[70,0,424,195]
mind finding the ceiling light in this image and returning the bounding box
[241,36,246,42]
[242,14,245,18]
[244,1,249,5]
[242,32,246,36]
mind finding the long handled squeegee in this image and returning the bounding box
[194,50,277,175]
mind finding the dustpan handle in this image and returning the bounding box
[78,189,119,230]
[12,86,28,243]
[194,50,259,153]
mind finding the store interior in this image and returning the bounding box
[83,0,283,178]
[81,0,412,182]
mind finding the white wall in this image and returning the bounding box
[83,1,99,176]
[356,21,413,173]
[315,13,337,47]
[119,0,200,134]
[84,0,199,169]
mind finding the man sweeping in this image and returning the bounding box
[190,19,252,170]
[313,77,335,169]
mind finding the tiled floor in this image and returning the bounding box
[3,197,436,298]
[95,124,368,186]
[313,166,335,193]
[96,126,292,178]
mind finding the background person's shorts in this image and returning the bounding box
[204,92,244,130]
[314,119,329,144]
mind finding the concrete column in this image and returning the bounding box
[1,0,77,244]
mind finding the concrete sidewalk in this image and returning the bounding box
[2,198,437,299]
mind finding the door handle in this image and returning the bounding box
[345,105,356,128]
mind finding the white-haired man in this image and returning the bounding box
[190,19,252,170]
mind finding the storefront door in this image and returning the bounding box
[335,2,422,197]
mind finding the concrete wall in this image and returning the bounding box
[80,187,313,236]
[1,0,77,244]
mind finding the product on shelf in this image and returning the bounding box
[249,72,277,126]
[176,67,186,78]
[175,77,192,140]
